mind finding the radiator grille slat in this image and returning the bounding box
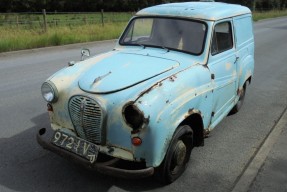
[68,96,104,144]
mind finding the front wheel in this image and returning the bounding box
[155,125,193,184]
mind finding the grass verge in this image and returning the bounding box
[0,22,127,52]
[253,10,287,21]
[0,10,287,53]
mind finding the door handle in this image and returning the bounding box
[234,56,239,64]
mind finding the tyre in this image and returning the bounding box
[155,125,193,184]
[229,83,246,115]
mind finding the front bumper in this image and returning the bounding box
[37,127,154,179]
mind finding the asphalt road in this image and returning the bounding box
[0,17,287,192]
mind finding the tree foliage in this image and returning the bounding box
[0,0,286,12]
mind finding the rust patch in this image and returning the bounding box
[184,108,195,119]
[144,115,150,125]
[169,75,177,82]
[202,64,209,69]
[188,108,194,114]
[239,68,243,76]
[225,63,232,70]
[237,87,243,96]
[203,129,210,138]
[184,108,202,119]
[138,84,157,97]
[136,64,200,101]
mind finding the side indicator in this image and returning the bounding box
[132,137,142,146]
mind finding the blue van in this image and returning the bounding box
[38,2,254,184]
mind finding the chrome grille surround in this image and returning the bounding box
[68,95,105,144]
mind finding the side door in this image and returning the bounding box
[208,20,238,126]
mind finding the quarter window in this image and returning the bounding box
[211,22,233,55]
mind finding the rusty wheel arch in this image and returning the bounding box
[179,113,204,147]
[247,76,252,85]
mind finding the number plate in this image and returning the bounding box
[51,131,99,164]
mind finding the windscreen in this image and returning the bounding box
[120,17,207,55]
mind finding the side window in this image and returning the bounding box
[211,22,233,55]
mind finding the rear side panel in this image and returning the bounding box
[233,14,254,89]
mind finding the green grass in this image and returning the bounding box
[0,22,128,52]
[0,12,132,52]
[0,10,287,53]
[253,10,287,21]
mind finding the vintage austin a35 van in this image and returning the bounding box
[38,2,254,184]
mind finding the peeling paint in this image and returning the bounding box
[136,2,251,21]
[169,75,177,82]
[136,64,200,101]
[226,62,232,70]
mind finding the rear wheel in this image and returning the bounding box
[229,83,247,115]
[155,125,193,184]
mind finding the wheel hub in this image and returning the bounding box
[173,140,187,165]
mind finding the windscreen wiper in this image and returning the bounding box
[135,43,146,49]
[160,46,170,52]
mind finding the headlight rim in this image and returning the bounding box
[41,81,58,103]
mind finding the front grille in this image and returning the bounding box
[68,96,104,144]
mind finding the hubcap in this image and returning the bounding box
[173,140,187,166]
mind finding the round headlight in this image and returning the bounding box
[41,82,58,103]
[123,104,144,130]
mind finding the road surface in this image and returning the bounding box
[0,17,287,192]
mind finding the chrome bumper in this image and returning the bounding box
[36,127,154,179]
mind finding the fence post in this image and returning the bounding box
[253,0,256,11]
[16,16,19,28]
[101,9,104,27]
[42,9,47,32]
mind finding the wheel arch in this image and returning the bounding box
[246,75,252,85]
[239,54,254,89]
[179,113,204,147]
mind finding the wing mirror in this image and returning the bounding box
[81,48,90,61]
[68,48,91,66]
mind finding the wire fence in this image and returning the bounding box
[1,9,286,30]
[0,10,134,31]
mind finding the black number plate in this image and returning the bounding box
[51,131,99,163]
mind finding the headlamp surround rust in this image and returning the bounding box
[123,103,144,130]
